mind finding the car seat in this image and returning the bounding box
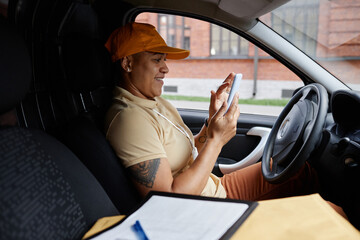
[55,2,141,214]
[0,21,119,240]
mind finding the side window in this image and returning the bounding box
[0,0,8,19]
[136,13,303,116]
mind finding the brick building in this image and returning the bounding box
[136,0,360,99]
[317,1,360,85]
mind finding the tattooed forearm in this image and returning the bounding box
[128,158,160,188]
[198,133,207,143]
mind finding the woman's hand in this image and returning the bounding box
[207,91,240,147]
[208,72,235,121]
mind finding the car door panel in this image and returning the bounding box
[178,108,276,174]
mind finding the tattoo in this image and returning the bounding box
[199,133,207,143]
[128,158,160,188]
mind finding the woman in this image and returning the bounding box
[104,22,345,216]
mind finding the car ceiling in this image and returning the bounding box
[120,0,290,31]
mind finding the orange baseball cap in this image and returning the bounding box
[105,22,190,62]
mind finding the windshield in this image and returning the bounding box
[260,0,360,91]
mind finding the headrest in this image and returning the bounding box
[0,22,31,114]
[58,2,114,92]
[331,90,360,130]
[62,34,114,91]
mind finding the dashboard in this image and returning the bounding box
[313,89,360,227]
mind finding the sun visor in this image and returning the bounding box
[331,90,360,130]
[218,0,290,18]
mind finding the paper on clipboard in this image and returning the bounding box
[88,193,256,240]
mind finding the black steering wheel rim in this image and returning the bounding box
[262,83,329,183]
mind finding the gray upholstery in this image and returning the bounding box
[0,21,119,240]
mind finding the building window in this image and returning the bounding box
[271,0,319,57]
[158,14,190,51]
[210,25,249,57]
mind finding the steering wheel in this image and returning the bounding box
[262,83,329,183]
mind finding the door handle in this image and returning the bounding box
[219,127,271,174]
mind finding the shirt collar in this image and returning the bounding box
[113,86,160,109]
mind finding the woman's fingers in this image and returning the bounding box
[227,92,240,119]
[215,100,228,118]
[216,82,230,96]
[212,92,239,122]
[224,72,235,85]
[216,72,235,94]
[223,72,235,92]
[210,90,216,106]
[207,93,239,146]
[209,72,237,121]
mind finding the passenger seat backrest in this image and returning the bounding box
[0,21,119,240]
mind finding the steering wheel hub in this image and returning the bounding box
[278,119,290,138]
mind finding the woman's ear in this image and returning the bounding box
[120,57,128,72]
[121,56,132,72]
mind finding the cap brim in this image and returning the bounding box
[148,46,190,60]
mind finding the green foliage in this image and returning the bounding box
[162,95,289,106]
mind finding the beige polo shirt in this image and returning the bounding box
[105,87,226,198]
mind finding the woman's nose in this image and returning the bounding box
[161,61,169,74]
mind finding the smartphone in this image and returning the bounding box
[225,73,242,113]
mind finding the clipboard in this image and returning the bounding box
[84,191,258,240]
